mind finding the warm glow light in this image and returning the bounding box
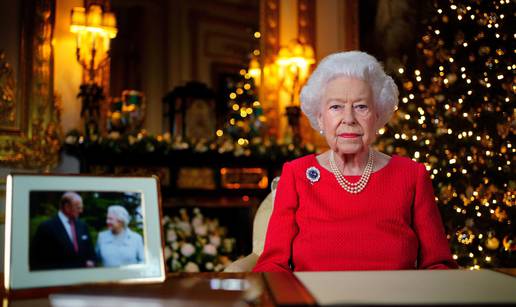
[276,40,315,105]
[248,57,261,86]
[70,4,117,82]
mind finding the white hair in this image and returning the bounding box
[300,51,399,130]
[60,192,82,209]
[108,205,130,228]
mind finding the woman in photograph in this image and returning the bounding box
[96,205,145,267]
[253,51,457,272]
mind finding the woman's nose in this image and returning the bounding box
[341,106,357,125]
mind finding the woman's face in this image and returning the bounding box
[317,76,378,155]
[106,212,124,234]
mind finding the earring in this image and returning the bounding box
[319,130,324,135]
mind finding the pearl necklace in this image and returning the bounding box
[329,150,374,194]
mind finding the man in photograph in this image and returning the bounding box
[30,192,96,270]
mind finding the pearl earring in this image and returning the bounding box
[319,130,324,135]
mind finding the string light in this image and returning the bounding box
[386,0,513,269]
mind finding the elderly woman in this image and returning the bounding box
[253,51,457,272]
[96,205,144,267]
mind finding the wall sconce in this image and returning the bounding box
[70,3,117,83]
[70,1,117,139]
[276,40,315,106]
[275,40,315,144]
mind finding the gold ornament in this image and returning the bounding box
[491,206,508,222]
[503,236,515,252]
[485,236,500,250]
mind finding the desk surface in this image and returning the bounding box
[2,270,516,307]
[295,269,516,306]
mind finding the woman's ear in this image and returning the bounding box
[317,114,323,133]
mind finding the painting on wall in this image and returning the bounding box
[0,0,60,169]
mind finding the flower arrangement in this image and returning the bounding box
[162,208,237,272]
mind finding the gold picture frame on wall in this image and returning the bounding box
[0,0,61,170]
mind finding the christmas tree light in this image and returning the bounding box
[377,0,515,268]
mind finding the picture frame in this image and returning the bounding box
[4,174,166,290]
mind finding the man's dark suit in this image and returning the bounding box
[30,215,96,270]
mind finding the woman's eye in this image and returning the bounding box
[329,104,341,110]
[354,104,368,109]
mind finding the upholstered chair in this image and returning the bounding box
[224,177,279,272]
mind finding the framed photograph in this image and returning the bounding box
[4,174,166,290]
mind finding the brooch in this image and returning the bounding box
[306,166,321,184]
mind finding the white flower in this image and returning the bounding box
[177,221,192,235]
[166,229,177,242]
[205,262,214,270]
[171,241,179,251]
[194,225,208,236]
[192,216,203,227]
[184,262,199,272]
[209,235,221,247]
[193,208,201,215]
[202,244,217,256]
[180,243,195,257]
[173,252,179,259]
[164,246,172,260]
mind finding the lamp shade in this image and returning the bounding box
[103,12,117,28]
[86,5,102,27]
[70,7,86,27]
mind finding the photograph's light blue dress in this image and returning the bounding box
[96,228,144,267]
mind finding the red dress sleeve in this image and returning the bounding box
[413,163,458,269]
[253,162,298,272]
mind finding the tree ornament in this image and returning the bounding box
[502,236,516,252]
[485,235,500,251]
[456,227,475,245]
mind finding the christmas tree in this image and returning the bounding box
[219,32,267,146]
[220,69,266,145]
[377,0,515,268]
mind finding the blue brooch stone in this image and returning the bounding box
[306,166,321,184]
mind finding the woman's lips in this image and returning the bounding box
[338,133,361,138]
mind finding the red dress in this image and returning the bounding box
[253,154,458,272]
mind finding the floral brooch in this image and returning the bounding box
[306,166,321,184]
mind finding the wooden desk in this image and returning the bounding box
[1,272,315,307]
[2,270,515,306]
